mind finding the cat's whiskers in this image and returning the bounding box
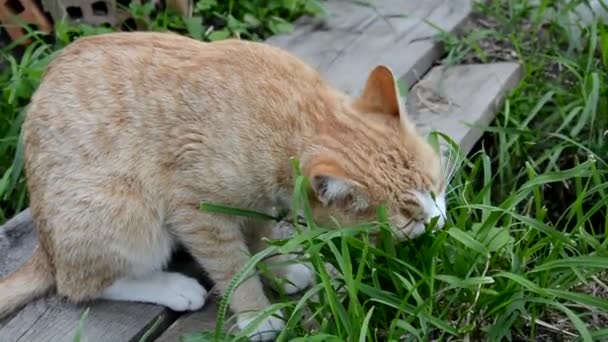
[440,143,463,189]
[439,149,453,189]
[446,182,465,196]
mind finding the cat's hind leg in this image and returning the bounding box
[36,177,206,312]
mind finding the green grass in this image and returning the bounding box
[1,0,607,340]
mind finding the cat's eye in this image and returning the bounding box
[400,205,423,219]
[396,216,424,231]
[414,216,425,224]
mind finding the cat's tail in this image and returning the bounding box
[0,223,55,319]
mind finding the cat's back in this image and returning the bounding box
[37,31,318,95]
[23,32,326,191]
[27,31,322,130]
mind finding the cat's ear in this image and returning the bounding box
[304,157,369,211]
[353,65,403,119]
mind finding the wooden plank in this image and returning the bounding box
[0,296,174,342]
[156,62,523,340]
[406,62,524,153]
[266,0,472,95]
[155,296,223,342]
[0,209,36,279]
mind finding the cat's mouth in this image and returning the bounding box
[391,214,446,241]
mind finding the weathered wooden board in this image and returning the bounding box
[155,61,523,341]
[155,297,224,342]
[0,209,35,279]
[406,62,523,153]
[0,296,173,342]
[266,0,472,95]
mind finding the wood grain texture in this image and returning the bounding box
[0,209,36,278]
[0,296,174,342]
[266,0,472,95]
[155,296,225,342]
[406,62,524,153]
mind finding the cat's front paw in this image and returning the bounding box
[238,311,285,341]
[161,272,207,311]
[279,263,315,295]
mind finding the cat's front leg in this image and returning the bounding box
[169,209,284,341]
[247,220,315,295]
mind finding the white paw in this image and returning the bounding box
[280,263,314,295]
[238,311,285,341]
[160,273,207,311]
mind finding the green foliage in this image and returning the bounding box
[0,40,56,221]
[472,0,607,229]
[192,0,325,40]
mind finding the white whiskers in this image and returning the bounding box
[441,142,464,189]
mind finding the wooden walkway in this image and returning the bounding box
[0,0,522,341]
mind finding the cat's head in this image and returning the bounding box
[303,65,448,240]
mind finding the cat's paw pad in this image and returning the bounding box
[238,311,285,341]
[280,263,314,295]
[162,273,207,311]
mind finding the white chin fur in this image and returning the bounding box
[392,221,427,241]
[409,222,427,238]
[413,191,447,231]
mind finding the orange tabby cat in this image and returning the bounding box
[0,32,446,340]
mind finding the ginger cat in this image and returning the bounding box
[0,32,447,340]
